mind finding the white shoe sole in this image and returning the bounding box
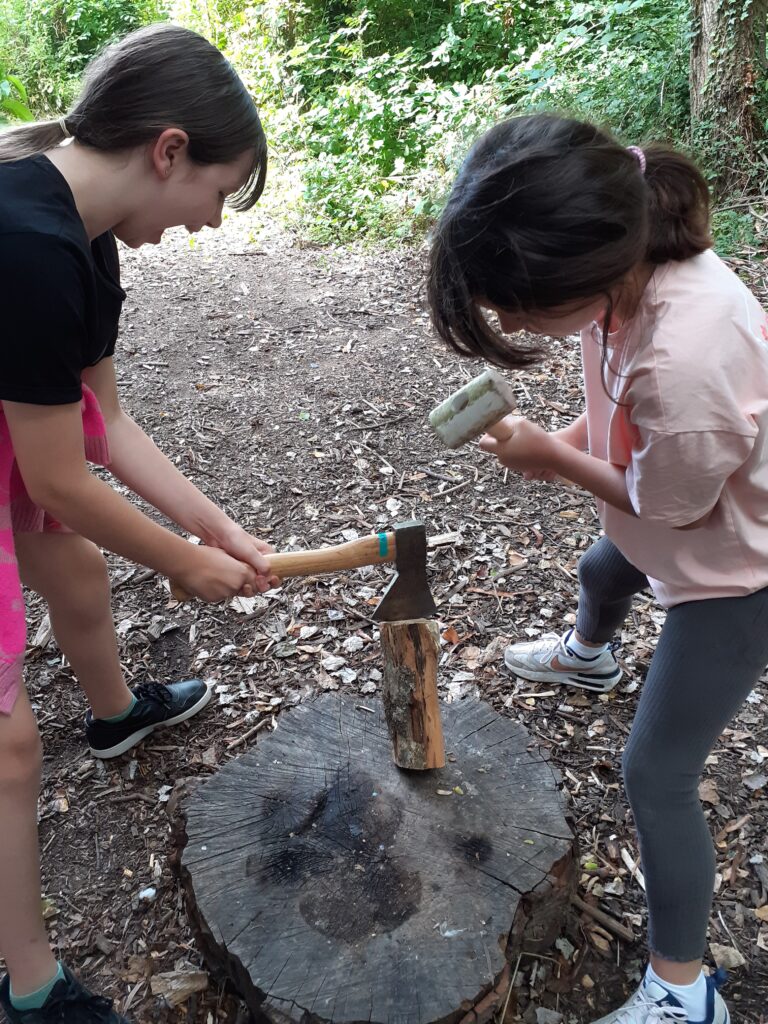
[89,683,213,759]
[504,657,622,693]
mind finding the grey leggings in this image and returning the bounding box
[575,536,768,961]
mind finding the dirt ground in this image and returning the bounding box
[10,213,768,1024]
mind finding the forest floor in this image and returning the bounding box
[14,212,768,1024]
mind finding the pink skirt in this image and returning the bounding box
[0,385,110,714]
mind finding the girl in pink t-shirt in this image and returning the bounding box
[428,114,768,1024]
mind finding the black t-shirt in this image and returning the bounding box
[0,154,126,405]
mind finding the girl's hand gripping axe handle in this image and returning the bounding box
[169,521,437,619]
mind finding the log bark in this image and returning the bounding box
[177,694,576,1024]
[379,617,445,769]
[690,0,767,191]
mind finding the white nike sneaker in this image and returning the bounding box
[592,970,730,1024]
[503,629,622,693]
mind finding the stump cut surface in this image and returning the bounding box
[181,694,574,1024]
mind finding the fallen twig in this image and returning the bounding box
[572,894,635,944]
[226,716,272,750]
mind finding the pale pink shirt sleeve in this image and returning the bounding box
[624,427,755,527]
[617,259,762,527]
[582,250,768,607]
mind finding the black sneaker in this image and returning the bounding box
[0,966,130,1023]
[85,679,212,759]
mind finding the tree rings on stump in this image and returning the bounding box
[178,694,575,1024]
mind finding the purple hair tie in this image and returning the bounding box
[627,145,646,174]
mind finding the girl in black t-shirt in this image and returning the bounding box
[0,25,278,1023]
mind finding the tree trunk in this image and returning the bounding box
[177,694,577,1024]
[690,0,768,191]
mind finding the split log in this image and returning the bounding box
[177,694,575,1024]
[379,617,445,769]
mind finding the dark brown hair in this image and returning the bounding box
[0,24,267,210]
[428,114,711,367]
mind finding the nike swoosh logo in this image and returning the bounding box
[550,654,581,672]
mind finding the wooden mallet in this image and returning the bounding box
[429,368,572,484]
[428,368,516,449]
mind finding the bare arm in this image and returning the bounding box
[553,411,588,451]
[549,441,636,515]
[482,416,711,528]
[83,360,277,580]
[1,397,261,600]
[83,359,238,546]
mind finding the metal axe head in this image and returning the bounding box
[373,520,437,622]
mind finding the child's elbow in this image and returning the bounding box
[25,469,90,516]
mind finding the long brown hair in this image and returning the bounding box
[428,114,711,368]
[0,24,267,211]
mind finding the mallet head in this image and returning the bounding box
[428,369,516,449]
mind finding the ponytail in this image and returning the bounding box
[642,144,712,263]
[0,118,71,162]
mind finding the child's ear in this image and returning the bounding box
[151,128,190,180]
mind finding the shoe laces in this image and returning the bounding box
[525,631,562,657]
[610,991,688,1024]
[47,985,115,1023]
[131,681,173,709]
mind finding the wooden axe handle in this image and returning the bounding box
[170,531,397,602]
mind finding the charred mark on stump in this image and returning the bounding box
[455,833,493,864]
[247,843,332,885]
[299,857,421,943]
[248,767,422,942]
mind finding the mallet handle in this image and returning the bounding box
[170,531,397,601]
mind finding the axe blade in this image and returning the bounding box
[372,520,437,622]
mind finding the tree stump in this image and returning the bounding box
[178,694,575,1024]
[380,618,445,770]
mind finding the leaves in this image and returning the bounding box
[0,66,33,121]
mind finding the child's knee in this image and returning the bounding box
[52,540,111,620]
[622,741,682,832]
[75,539,111,597]
[621,741,665,808]
[576,543,605,593]
[0,710,42,790]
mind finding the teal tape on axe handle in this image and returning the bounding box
[378,532,388,558]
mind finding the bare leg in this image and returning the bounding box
[15,532,134,719]
[572,631,605,648]
[0,688,57,995]
[649,956,702,986]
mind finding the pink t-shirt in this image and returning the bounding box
[581,249,768,608]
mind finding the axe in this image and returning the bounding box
[169,520,436,620]
[169,521,445,771]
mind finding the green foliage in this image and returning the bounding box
[0,66,33,122]
[712,208,761,257]
[8,0,766,243]
[516,0,691,142]
[0,0,166,114]
[167,1,550,238]
[169,0,707,241]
